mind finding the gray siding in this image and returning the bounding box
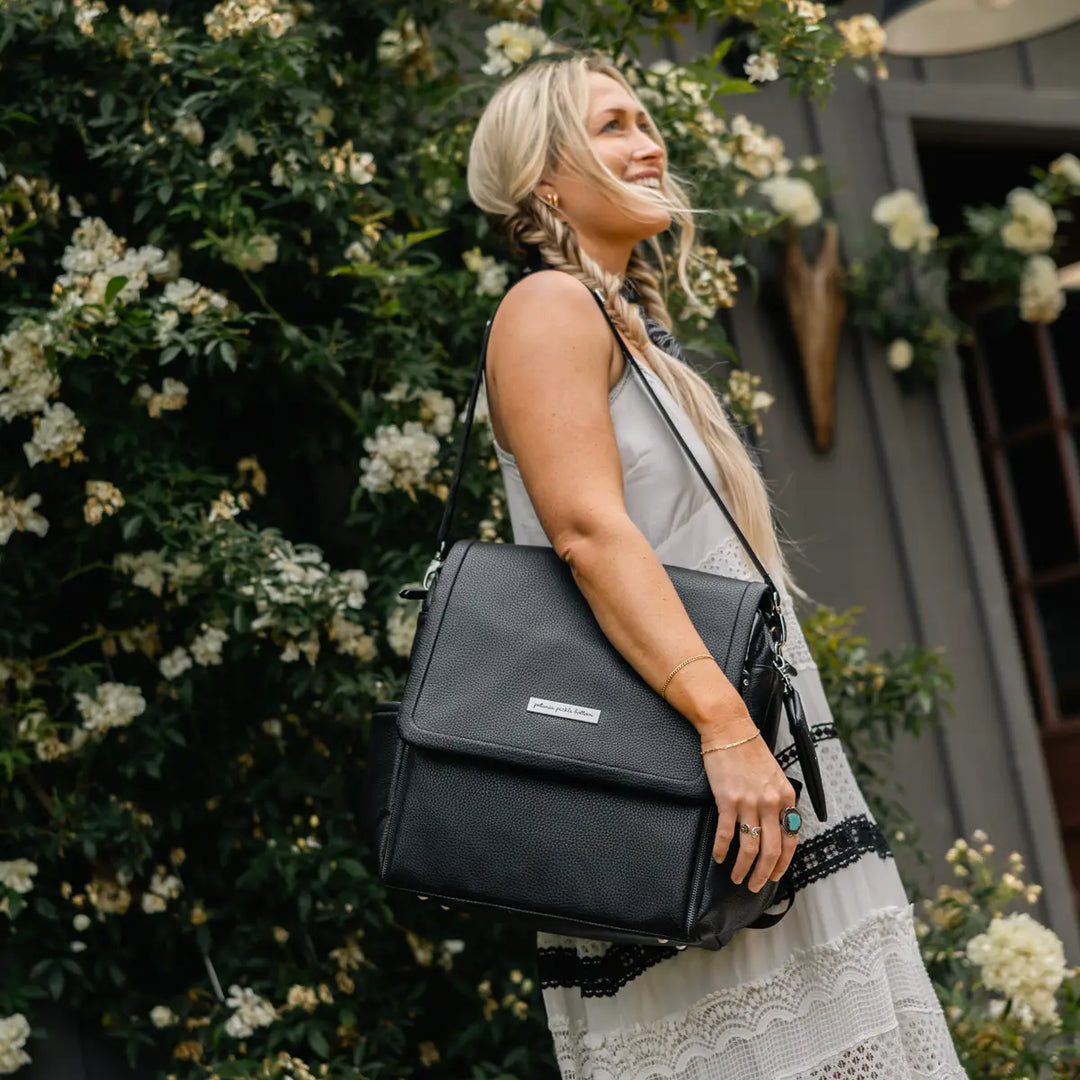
[666,2,1080,956]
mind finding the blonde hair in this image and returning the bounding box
[467,53,792,589]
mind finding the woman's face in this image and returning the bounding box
[544,72,670,255]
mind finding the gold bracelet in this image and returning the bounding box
[660,653,713,702]
[701,730,761,755]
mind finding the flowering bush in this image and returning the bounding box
[0,0,896,1076]
[919,833,1080,1079]
[841,156,1080,388]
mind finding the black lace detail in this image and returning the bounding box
[775,722,838,771]
[788,814,892,894]
[536,815,892,999]
[538,942,679,998]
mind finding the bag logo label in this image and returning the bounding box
[526,697,600,724]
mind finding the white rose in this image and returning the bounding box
[1050,153,1080,186]
[1001,188,1057,254]
[72,913,91,932]
[141,892,167,914]
[886,338,914,372]
[0,1013,31,1074]
[0,859,38,894]
[759,176,821,227]
[872,189,938,253]
[1019,255,1065,324]
[149,1005,177,1028]
[744,53,780,84]
[172,115,205,148]
[159,646,193,681]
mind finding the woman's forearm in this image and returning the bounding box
[557,517,756,741]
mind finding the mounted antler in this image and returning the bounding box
[782,223,847,453]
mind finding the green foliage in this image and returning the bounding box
[803,606,953,844]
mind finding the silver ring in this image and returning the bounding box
[739,822,761,839]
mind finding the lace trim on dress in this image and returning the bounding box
[788,815,892,894]
[694,537,816,672]
[775,723,836,771]
[537,815,892,1000]
[546,905,966,1080]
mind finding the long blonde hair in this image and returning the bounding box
[467,53,791,588]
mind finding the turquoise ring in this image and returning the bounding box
[780,807,803,837]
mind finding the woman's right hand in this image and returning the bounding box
[701,717,799,893]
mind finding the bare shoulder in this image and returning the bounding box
[489,270,610,358]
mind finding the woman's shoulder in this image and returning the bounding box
[490,269,612,353]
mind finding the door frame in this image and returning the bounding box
[874,78,1080,956]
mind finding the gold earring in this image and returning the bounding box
[544,192,559,210]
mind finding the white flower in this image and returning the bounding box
[222,233,278,272]
[155,308,180,345]
[135,377,189,418]
[417,388,456,436]
[1001,188,1057,254]
[1019,255,1065,324]
[270,149,301,188]
[223,985,277,1039]
[338,568,369,609]
[836,14,886,58]
[0,318,59,422]
[387,595,421,658]
[728,114,790,179]
[0,859,38,895]
[190,626,228,666]
[0,492,49,545]
[149,1005,177,1028]
[744,53,780,83]
[172,115,205,147]
[159,647,192,680]
[75,682,147,733]
[378,17,426,66]
[208,146,234,174]
[360,421,441,496]
[162,277,227,316]
[759,176,821,227]
[462,248,510,297]
[234,130,257,157]
[141,892,167,914]
[72,913,91,932]
[0,1013,31,1074]
[966,912,1067,1029]
[262,718,283,738]
[887,338,914,372]
[1049,152,1080,187]
[114,550,169,596]
[23,401,85,467]
[481,21,549,76]
[872,189,938,253]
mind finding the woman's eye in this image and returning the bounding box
[601,119,620,133]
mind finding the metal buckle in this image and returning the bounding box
[422,556,443,590]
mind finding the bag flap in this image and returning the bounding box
[396,541,769,801]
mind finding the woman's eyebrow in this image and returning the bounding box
[595,105,649,120]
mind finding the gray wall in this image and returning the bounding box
[666,2,1080,956]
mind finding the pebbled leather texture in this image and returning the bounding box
[363,539,813,949]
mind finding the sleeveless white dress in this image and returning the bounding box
[488,347,967,1080]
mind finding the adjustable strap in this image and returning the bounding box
[429,272,779,612]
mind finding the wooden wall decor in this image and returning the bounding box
[781,222,847,453]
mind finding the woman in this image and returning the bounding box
[466,54,965,1080]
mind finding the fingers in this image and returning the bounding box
[770,828,799,883]
[729,815,760,888]
[712,805,737,866]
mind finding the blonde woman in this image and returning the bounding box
[467,54,965,1080]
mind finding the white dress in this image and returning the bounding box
[488,348,967,1080]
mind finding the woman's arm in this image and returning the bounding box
[486,271,798,891]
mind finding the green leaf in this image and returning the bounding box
[308,1028,330,1058]
[104,276,128,305]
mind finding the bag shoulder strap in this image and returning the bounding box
[429,271,781,607]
